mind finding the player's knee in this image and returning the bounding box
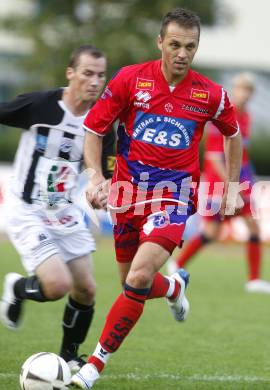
[249,234,260,243]
[77,281,96,301]
[127,269,151,289]
[201,233,213,244]
[43,277,72,300]
[248,221,260,237]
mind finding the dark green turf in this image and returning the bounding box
[1,238,270,389]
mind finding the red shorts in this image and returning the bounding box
[112,207,188,263]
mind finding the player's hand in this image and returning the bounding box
[85,172,105,209]
[94,179,111,209]
[220,191,244,221]
[85,174,110,210]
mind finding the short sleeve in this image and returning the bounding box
[204,122,224,154]
[211,88,239,137]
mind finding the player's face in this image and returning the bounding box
[233,83,254,108]
[67,53,106,102]
[158,22,199,85]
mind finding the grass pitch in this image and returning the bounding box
[1,237,270,389]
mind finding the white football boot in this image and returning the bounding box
[245,279,270,294]
[166,268,190,321]
[71,363,100,389]
[0,273,24,329]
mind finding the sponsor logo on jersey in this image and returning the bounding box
[182,104,209,115]
[191,88,210,102]
[164,103,173,113]
[134,90,151,109]
[38,233,48,241]
[47,165,71,193]
[101,86,113,100]
[133,111,196,149]
[36,134,48,152]
[60,138,73,153]
[134,102,150,109]
[135,90,151,102]
[136,78,154,91]
[66,123,78,129]
[153,212,170,228]
[192,80,209,88]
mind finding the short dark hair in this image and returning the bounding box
[68,45,105,68]
[160,8,200,40]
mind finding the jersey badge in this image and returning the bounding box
[164,103,173,113]
[191,88,210,103]
[134,90,151,109]
[60,138,73,153]
[136,78,154,91]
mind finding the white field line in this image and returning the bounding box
[0,373,17,378]
[1,372,270,383]
[102,373,270,383]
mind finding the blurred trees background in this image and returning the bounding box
[0,0,269,175]
[2,0,216,88]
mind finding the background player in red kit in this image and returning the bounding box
[71,8,243,388]
[168,72,270,293]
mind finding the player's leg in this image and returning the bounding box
[0,253,72,329]
[50,221,97,370]
[117,254,186,309]
[60,254,96,371]
[71,241,171,388]
[117,262,132,286]
[243,215,270,293]
[0,201,73,329]
[168,219,220,274]
[114,212,189,306]
[0,206,72,329]
[71,211,190,388]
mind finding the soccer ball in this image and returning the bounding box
[20,352,71,390]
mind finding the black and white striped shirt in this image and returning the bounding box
[0,88,115,204]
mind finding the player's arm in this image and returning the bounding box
[83,69,127,208]
[211,88,243,219]
[0,93,35,128]
[84,131,107,208]
[204,122,227,180]
[221,131,242,218]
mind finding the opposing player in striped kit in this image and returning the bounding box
[0,45,115,371]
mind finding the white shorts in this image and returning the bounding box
[5,196,96,275]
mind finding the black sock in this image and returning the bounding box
[14,276,47,302]
[60,296,95,361]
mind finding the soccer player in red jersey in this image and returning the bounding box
[168,73,270,293]
[71,8,242,388]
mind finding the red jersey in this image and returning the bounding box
[204,108,251,184]
[84,60,238,211]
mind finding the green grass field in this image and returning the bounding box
[1,237,270,390]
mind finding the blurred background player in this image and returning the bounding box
[168,72,270,293]
[0,45,115,371]
[71,8,242,389]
